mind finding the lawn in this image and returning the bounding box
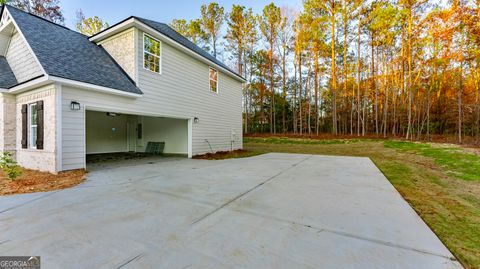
[242,137,480,269]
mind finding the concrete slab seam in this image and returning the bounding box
[191,156,312,225]
[0,191,60,214]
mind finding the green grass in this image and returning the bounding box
[244,136,378,145]
[384,141,480,181]
[241,137,480,269]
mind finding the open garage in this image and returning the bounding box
[85,110,189,157]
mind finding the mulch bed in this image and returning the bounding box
[0,169,86,196]
[193,149,253,160]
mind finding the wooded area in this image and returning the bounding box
[3,0,480,143]
[172,0,480,144]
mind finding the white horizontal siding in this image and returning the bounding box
[5,29,43,83]
[0,32,9,56]
[61,28,242,170]
[135,29,243,155]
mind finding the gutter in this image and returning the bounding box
[6,75,142,98]
[49,76,143,98]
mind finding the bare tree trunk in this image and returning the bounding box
[244,85,249,134]
[314,51,319,135]
[427,86,431,141]
[399,25,405,137]
[357,15,361,136]
[293,58,298,134]
[383,51,388,138]
[308,69,312,135]
[282,46,287,133]
[299,53,303,135]
[371,34,378,136]
[458,62,463,144]
[343,2,349,136]
[476,67,480,143]
[331,4,338,135]
[362,94,366,136]
[406,9,413,140]
[243,52,248,134]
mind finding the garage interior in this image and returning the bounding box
[85,110,188,162]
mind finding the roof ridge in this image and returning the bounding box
[134,17,194,44]
[5,4,88,37]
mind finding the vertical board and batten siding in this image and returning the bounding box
[61,28,243,170]
[5,29,43,83]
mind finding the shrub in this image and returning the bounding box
[0,152,22,180]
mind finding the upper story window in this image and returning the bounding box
[143,34,161,74]
[209,67,218,93]
[29,103,38,149]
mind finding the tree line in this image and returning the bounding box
[3,0,480,143]
[172,1,480,144]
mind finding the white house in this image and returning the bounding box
[0,5,245,173]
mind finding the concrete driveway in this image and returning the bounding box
[0,153,462,269]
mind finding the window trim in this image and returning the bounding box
[28,103,37,149]
[143,33,162,74]
[209,67,219,94]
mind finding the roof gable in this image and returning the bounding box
[90,16,245,82]
[133,17,244,81]
[5,6,142,95]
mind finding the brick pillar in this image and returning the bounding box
[0,93,17,157]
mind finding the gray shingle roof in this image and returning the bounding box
[133,17,244,81]
[0,56,18,89]
[0,56,18,88]
[5,6,142,95]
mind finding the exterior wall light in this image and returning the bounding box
[70,101,81,111]
[194,117,199,123]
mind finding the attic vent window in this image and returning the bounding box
[143,34,161,74]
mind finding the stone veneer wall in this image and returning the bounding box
[0,93,17,155]
[15,84,57,173]
[99,28,136,80]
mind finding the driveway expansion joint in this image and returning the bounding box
[0,191,60,214]
[229,203,456,261]
[115,253,144,269]
[191,156,312,225]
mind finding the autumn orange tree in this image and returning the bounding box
[172,1,480,143]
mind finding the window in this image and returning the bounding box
[143,34,161,74]
[28,103,37,149]
[209,67,218,93]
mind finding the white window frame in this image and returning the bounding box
[209,67,219,94]
[143,33,162,74]
[28,103,37,149]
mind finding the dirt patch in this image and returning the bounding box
[193,150,257,160]
[0,169,86,196]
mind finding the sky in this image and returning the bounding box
[61,0,303,29]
